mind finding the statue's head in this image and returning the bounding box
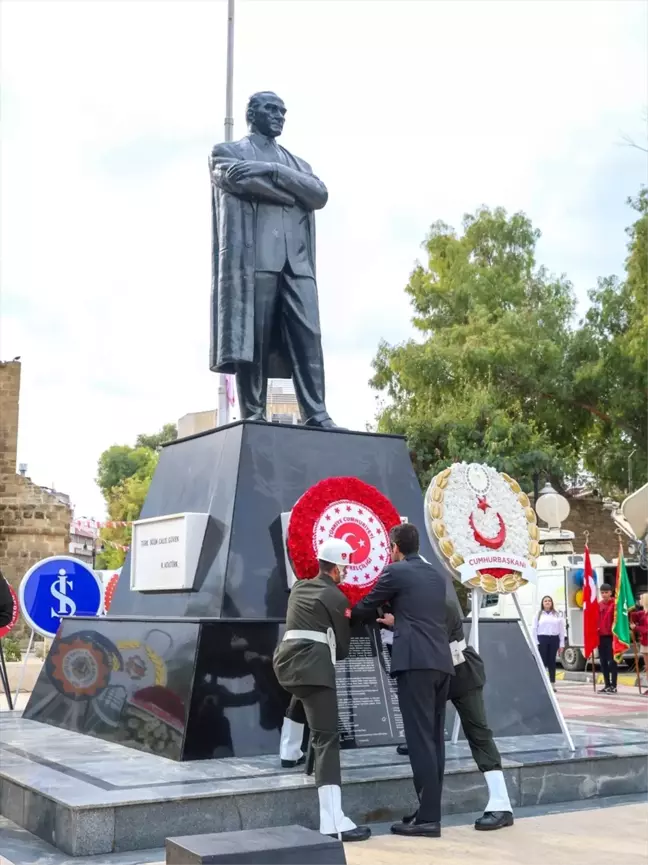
[246,91,286,139]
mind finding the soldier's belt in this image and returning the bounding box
[450,638,467,666]
[283,628,336,665]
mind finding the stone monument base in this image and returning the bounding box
[0,710,646,856]
[21,616,405,761]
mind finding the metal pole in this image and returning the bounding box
[451,587,481,744]
[224,0,235,143]
[13,630,35,707]
[628,448,636,494]
[0,642,13,711]
[218,0,236,426]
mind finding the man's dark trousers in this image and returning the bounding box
[598,635,618,689]
[397,669,451,823]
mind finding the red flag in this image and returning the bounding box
[583,544,599,659]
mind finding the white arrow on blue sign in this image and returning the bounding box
[19,556,104,638]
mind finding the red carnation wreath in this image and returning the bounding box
[287,476,401,605]
[0,584,19,638]
[103,573,119,613]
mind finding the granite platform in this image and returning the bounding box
[1,712,647,857]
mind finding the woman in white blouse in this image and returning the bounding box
[532,596,565,691]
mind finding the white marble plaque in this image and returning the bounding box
[131,512,209,592]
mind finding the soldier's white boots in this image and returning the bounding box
[279,718,304,763]
[474,770,514,830]
[483,769,512,812]
[318,785,357,836]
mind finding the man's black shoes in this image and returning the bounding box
[391,820,441,837]
[474,811,514,831]
[396,744,409,756]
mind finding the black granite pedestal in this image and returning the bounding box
[107,420,457,619]
[445,618,563,740]
[24,422,432,759]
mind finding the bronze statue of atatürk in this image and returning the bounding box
[210,91,336,428]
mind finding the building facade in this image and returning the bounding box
[0,361,71,633]
[177,379,300,437]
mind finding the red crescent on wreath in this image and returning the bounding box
[287,477,401,605]
[468,511,506,550]
[0,584,19,639]
[104,574,119,613]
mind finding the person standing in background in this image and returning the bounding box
[630,592,648,694]
[532,596,565,691]
[597,583,618,694]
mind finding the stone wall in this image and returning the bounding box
[0,361,71,635]
[562,498,629,561]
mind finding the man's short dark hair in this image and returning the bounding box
[390,522,419,556]
[318,559,336,576]
[600,583,613,592]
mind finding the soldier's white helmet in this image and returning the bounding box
[318,537,354,567]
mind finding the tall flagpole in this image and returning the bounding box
[225,0,235,143]
[218,0,236,426]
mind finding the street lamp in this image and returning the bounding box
[83,541,104,569]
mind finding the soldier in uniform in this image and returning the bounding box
[273,538,371,842]
[385,598,514,831]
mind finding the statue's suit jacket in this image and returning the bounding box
[209,135,327,376]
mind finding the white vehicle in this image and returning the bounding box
[479,486,647,671]
[479,525,607,671]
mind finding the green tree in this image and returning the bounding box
[135,423,177,451]
[96,446,157,500]
[570,188,648,494]
[371,206,580,492]
[94,425,174,568]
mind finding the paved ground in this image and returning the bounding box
[556,679,648,732]
[1,796,646,865]
[1,681,646,864]
[344,801,648,865]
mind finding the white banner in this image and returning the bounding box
[457,552,536,585]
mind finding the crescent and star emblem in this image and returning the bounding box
[469,496,506,550]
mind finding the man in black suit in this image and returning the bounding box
[353,523,454,838]
[393,597,514,831]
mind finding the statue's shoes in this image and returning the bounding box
[303,417,341,430]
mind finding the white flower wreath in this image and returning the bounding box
[425,462,539,594]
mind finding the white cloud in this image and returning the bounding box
[0,0,646,518]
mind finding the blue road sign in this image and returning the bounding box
[19,556,104,638]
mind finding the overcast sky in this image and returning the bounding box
[1,0,646,520]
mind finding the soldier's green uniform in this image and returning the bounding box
[444,601,502,773]
[273,573,351,787]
